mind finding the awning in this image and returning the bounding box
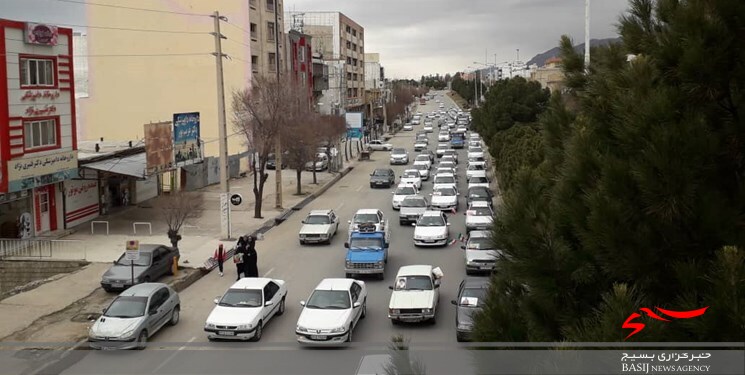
[82,152,147,179]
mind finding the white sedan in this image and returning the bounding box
[403,124,414,131]
[465,201,494,233]
[466,164,487,180]
[392,184,419,210]
[299,209,340,245]
[400,169,423,190]
[467,176,490,189]
[388,265,442,324]
[205,278,287,342]
[413,210,450,247]
[433,173,457,190]
[438,133,451,142]
[297,278,367,345]
[467,147,485,159]
[430,186,459,211]
[367,140,393,151]
[413,163,430,180]
[413,154,432,170]
[423,124,434,133]
[414,140,428,151]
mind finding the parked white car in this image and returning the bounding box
[388,265,442,324]
[435,166,457,178]
[441,152,458,164]
[367,140,393,151]
[392,184,419,210]
[433,173,457,190]
[400,169,423,190]
[430,186,459,211]
[465,201,494,233]
[462,230,500,275]
[399,195,429,225]
[204,278,287,342]
[413,211,450,247]
[299,209,340,245]
[466,164,487,180]
[467,176,490,189]
[403,123,414,131]
[412,163,430,180]
[296,278,367,345]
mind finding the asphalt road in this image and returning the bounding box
[55,91,485,375]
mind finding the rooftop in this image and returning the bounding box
[77,139,144,161]
[396,265,433,277]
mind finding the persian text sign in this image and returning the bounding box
[7,151,78,182]
[143,122,174,174]
[26,23,59,46]
[173,112,202,167]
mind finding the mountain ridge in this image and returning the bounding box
[527,37,621,67]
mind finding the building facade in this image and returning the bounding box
[364,53,385,132]
[249,0,286,78]
[0,20,78,237]
[529,57,565,92]
[287,12,365,114]
[287,30,313,103]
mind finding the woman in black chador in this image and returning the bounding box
[234,236,248,280]
[244,235,259,277]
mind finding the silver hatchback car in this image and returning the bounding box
[88,283,180,350]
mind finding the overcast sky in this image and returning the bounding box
[2,0,630,79]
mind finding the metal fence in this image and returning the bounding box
[0,238,87,260]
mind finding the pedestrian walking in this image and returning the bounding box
[244,235,259,277]
[234,236,248,280]
[213,243,226,277]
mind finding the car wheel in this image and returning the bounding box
[391,319,400,326]
[169,306,180,326]
[429,315,437,325]
[377,272,385,280]
[361,300,367,319]
[136,330,148,350]
[251,321,263,342]
[102,286,112,293]
[299,240,304,245]
[456,333,467,342]
[277,297,286,316]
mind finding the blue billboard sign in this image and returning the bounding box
[346,128,363,139]
[173,112,202,166]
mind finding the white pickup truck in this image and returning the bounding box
[348,208,391,246]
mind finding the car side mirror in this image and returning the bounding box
[344,242,349,248]
[102,307,107,314]
[149,309,158,315]
[353,302,361,308]
[214,296,220,304]
[388,286,394,290]
[301,220,306,224]
[299,300,306,306]
[265,301,274,307]
[461,245,466,250]
[447,222,451,226]
[348,220,352,224]
[113,260,117,264]
[451,300,457,305]
[391,191,395,194]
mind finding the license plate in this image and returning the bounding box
[218,331,235,336]
[311,335,327,340]
[112,283,123,288]
[480,266,492,270]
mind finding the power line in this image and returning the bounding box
[55,0,210,17]
[20,20,209,34]
[224,38,251,50]
[222,20,252,37]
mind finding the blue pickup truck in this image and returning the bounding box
[345,223,388,280]
[450,133,465,149]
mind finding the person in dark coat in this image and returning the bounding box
[235,236,248,280]
[244,235,259,277]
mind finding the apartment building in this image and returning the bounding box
[287,30,313,103]
[0,20,79,237]
[248,0,285,78]
[287,12,365,114]
[364,53,385,124]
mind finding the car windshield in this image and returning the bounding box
[219,289,263,307]
[470,148,483,153]
[433,187,456,196]
[437,145,448,150]
[305,215,330,225]
[402,197,427,207]
[414,164,427,170]
[417,215,445,227]
[354,214,380,224]
[441,162,455,168]
[116,252,152,267]
[459,288,488,307]
[394,275,433,291]
[416,155,429,161]
[467,237,492,250]
[305,290,351,309]
[470,177,488,183]
[403,171,419,178]
[469,157,485,163]
[104,296,147,318]
[435,176,455,184]
[469,189,490,198]
[372,169,390,176]
[470,207,493,216]
[392,148,406,154]
[395,186,416,195]
[468,164,484,170]
[350,237,384,249]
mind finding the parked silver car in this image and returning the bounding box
[101,245,179,292]
[88,283,180,350]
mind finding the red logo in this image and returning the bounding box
[622,306,708,340]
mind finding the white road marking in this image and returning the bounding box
[355,185,363,192]
[263,267,274,277]
[335,202,345,211]
[152,336,196,373]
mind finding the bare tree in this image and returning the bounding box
[282,112,319,194]
[232,75,309,218]
[160,192,203,249]
[316,114,346,180]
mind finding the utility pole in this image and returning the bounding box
[584,0,591,70]
[473,69,477,108]
[211,11,231,240]
[274,0,283,209]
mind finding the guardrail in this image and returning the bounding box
[0,238,87,260]
[133,222,152,235]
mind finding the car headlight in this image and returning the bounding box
[296,325,308,333]
[205,323,216,329]
[345,260,352,267]
[319,234,328,239]
[237,323,252,330]
[423,308,433,314]
[330,326,346,333]
[299,234,306,239]
[457,323,473,330]
[376,260,384,267]
[120,328,137,338]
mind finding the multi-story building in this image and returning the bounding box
[529,57,565,92]
[287,30,313,104]
[0,20,79,237]
[287,12,365,114]
[364,53,385,130]
[249,0,286,78]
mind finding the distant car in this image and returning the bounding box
[390,148,409,165]
[451,277,490,342]
[423,124,434,133]
[436,143,450,158]
[266,152,287,170]
[430,186,459,211]
[468,140,481,149]
[89,283,180,350]
[438,132,451,142]
[422,150,436,163]
[348,209,390,245]
[400,169,423,190]
[468,155,487,166]
[413,210,450,247]
[403,124,414,131]
[442,150,459,164]
[392,184,419,210]
[467,147,485,159]
[399,195,429,225]
[433,173,457,190]
[299,209,340,244]
[467,176,490,189]
[369,168,396,188]
[412,163,430,180]
[388,265,442,324]
[466,163,487,179]
[413,154,432,170]
[462,230,500,275]
[101,245,180,292]
[204,278,287,342]
[414,140,428,152]
[367,140,393,151]
[296,278,367,345]
[465,201,494,233]
[467,186,494,207]
[306,153,329,171]
[435,166,457,178]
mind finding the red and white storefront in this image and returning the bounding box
[0,19,87,238]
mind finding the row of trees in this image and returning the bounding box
[232,75,346,219]
[385,85,427,128]
[450,72,485,107]
[473,0,745,342]
[420,74,449,90]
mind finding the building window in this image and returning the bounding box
[352,43,357,52]
[250,23,258,40]
[20,57,55,88]
[347,88,352,97]
[352,58,358,67]
[345,25,351,33]
[346,41,351,49]
[298,46,305,62]
[266,0,275,11]
[251,55,259,72]
[300,71,307,84]
[353,73,358,81]
[249,0,257,8]
[268,53,276,71]
[346,57,352,65]
[24,118,57,150]
[267,22,275,42]
[352,29,357,37]
[347,72,352,81]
